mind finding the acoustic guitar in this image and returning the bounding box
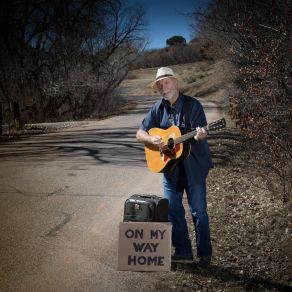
[145,118,226,173]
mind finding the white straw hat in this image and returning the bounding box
[151,67,177,90]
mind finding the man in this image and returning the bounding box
[136,67,213,267]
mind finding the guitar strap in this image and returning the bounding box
[182,95,192,134]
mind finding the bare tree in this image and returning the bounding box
[190,0,292,202]
[0,0,146,127]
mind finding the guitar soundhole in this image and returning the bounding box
[163,138,176,158]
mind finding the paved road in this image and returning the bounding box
[0,96,222,292]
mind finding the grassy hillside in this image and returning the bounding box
[120,59,234,108]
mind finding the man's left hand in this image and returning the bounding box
[194,127,207,141]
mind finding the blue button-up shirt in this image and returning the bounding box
[140,93,213,183]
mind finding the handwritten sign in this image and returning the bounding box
[118,222,172,271]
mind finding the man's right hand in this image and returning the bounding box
[150,135,164,148]
[136,129,163,149]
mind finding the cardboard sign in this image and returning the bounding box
[118,222,172,271]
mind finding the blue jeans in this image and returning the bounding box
[163,165,212,258]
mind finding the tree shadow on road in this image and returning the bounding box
[0,124,245,170]
[0,126,147,167]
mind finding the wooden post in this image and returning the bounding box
[13,101,23,130]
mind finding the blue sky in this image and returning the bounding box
[127,0,206,49]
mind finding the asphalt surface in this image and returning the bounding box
[0,96,222,292]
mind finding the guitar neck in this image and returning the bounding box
[174,125,208,145]
[158,118,225,152]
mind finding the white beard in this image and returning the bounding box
[162,92,177,103]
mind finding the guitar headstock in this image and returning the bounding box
[207,118,226,131]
